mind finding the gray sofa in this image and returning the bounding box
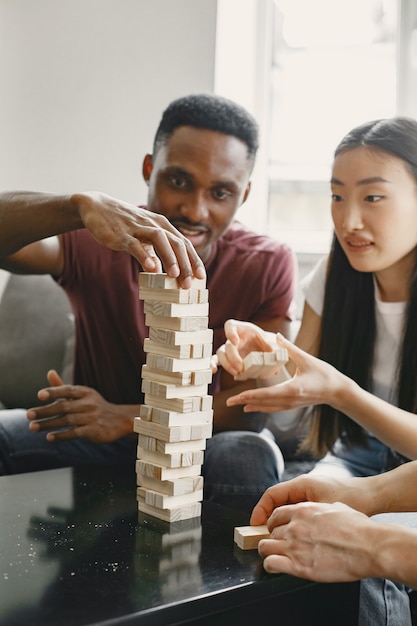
[0,273,75,410]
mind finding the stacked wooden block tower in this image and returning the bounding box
[134,272,213,522]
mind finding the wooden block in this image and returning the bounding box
[139,406,213,427]
[200,395,213,410]
[136,459,202,480]
[149,327,213,346]
[234,348,288,381]
[234,525,270,550]
[141,379,208,400]
[192,369,213,385]
[137,496,202,522]
[145,313,209,332]
[134,417,191,442]
[143,300,209,318]
[138,404,153,421]
[142,364,193,386]
[143,394,202,413]
[137,473,203,496]
[137,446,205,469]
[137,486,203,510]
[190,423,213,440]
[145,354,211,373]
[139,286,208,304]
[138,435,207,454]
[139,272,206,290]
[144,338,192,359]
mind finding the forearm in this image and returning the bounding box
[372,522,417,589]
[357,461,417,516]
[332,375,417,460]
[0,191,84,255]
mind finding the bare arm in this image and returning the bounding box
[0,191,205,286]
[226,333,417,460]
[251,461,417,588]
[251,461,417,526]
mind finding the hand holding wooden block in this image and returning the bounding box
[234,348,288,381]
[234,525,270,550]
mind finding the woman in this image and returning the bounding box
[217,116,417,478]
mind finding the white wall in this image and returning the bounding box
[0,0,217,204]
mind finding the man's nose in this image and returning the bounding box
[179,192,209,221]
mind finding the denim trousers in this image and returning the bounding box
[0,410,282,515]
[311,435,413,625]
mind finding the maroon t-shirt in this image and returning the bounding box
[58,220,296,404]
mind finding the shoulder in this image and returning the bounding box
[218,221,294,259]
[301,255,329,315]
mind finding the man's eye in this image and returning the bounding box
[168,176,187,188]
[213,189,230,200]
[331,193,342,202]
[366,194,383,202]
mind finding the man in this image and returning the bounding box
[251,463,417,588]
[0,190,204,286]
[1,94,296,511]
[251,465,417,625]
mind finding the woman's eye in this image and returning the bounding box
[331,193,342,202]
[366,194,383,202]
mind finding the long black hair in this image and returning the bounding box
[303,117,417,457]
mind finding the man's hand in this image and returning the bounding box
[74,192,206,288]
[257,500,380,582]
[27,370,136,443]
[250,473,372,526]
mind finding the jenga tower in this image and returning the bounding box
[135,272,213,522]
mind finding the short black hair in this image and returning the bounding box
[153,93,259,167]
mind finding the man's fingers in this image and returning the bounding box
[262,553,294,575]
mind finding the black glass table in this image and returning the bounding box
[0,465,358,625]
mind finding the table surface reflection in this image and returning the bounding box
[0,465,358,625]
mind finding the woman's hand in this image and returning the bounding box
[215,319,278,377]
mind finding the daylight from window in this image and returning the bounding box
[268,0,398,252]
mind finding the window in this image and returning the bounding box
[215,0,417,311]
[216,0,417,255]
[268,0,399,253]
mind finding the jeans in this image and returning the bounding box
[359,578,411,626]
[203,429,283,514]
[311,434,397,479]
[0,410,283,515]
[312,438,413,625]
[0,409,138,474]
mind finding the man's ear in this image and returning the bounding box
[242,181,251,204]
[142,154,153,184]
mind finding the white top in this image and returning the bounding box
[301,255,406,405]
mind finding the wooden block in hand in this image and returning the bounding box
[234,348,288,381]
[139,272,206,291]
[234,525,270,550]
